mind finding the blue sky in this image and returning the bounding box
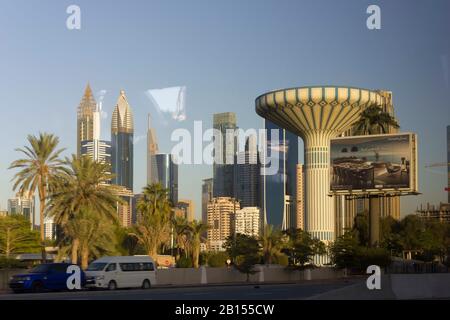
[0,0,449,221]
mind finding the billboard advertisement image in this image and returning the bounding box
[330,133,417,194]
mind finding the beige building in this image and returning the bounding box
[113,185,134,227]
[176,199,195,222]
[296,164,305,230]
[416,203,450,224]
[234,207,260,237]
[207,197,240,251]
[77,84,96,157]
[335,90,402,237]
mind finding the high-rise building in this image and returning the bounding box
[202,178,213,225]
[113,185,134,227]
[44,216,56,240]
[335,90,401,237]
[77,84,97,156]
[111,90,134,191]
[233,207,261,238]
[155,153,178,205]
[207,197,240,251]
[261,120,298,230]
[234,135,261,208]
[176,199,195,222]
[147,114,159,186]
[447,125,450,203]
[80,140,112,165]
[7,191,35,227]
[213,112,237,198]
[296,164,305,230]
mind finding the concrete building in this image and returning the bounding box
[44,216,56,240]
[111,90,134,191]
[147,114,159,186]
[0,210,8,217]
[207,197,240,251]
[202,178,213,225]
[213,112,237,198]
[234,135,261,208]
[261,120,298,231]
[113,185,134,227]
[176,199,195,222]
[416,203,450,224]
[234,207,261,237]
[77,84,96,156]
[7,191,35,227]
[155,153,178,205]
[296,164,305,230]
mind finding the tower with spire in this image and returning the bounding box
[111,90,134,190]
[77,84,97,156]
[147,114,159,185]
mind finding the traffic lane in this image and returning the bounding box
[0,280,360,300]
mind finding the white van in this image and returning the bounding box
[85,256,156,290]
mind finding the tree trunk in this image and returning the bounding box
[81,246,89,270]
[71,238,80,264]
[39,189,47,263]
[5,228,10,258]
[192,244,199,268]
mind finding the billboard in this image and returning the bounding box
[330,133,417,194]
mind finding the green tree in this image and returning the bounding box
[259,224,283,264]
[283,229,326,268]
[9,133,66,260]
[353,104,400,135]
[223,233,260,281]
[379,216,402,256]
[172,216,190,260]
[131,183,172,259]
[207,251,229,267]
[353,212,369,246]
[48,155,120,264]
[188,220,209,268]
[0,215,40,258]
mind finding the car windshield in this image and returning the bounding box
[87,263,107,271]
[29,264,51,273]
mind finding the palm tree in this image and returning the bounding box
[58,207,116,269]
[9,133,66,261]
[48,155,121,264]
[188,220,209,268]
[353,104,400,135]
[172,216,190,260]
[260,224,283,264]
[131,183,172,259]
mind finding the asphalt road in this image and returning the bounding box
[0,279,359,300]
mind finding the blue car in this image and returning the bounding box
[9,263,86,293]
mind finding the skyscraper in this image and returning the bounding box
[261,120,298,230]
[176,199,195,222]
[447,125,450,203]
[213,112,237,198]
[155,153,178,205]
[202,178,213,229]
[147,114,159,186]
[207,197,240,251]
[7,191,35,227]
[77,84,97,156]
[233,207,261,238]
[111,90,134,191]
[234,134,260,208]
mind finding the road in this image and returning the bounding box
[0,279,360,300]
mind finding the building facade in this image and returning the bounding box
[261,120,298,230]
[202,178,213,225]
[233,207,261,237]
[155,153,178,205]
[7,191,35,227]
[207,197,240,251]
[77,84,97,156]
[113,185,134,227]
[44,216,56,240]
[111,90,134,191]
[234,135,261,208]
[176,199,195,222]
[213,112,237,198]
[147,114,160,186]
[417,203,450,224]
[296,164,305,230]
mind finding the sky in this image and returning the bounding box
[0,0,449,222]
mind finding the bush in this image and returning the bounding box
[176,256,193,268]
[0,257,28,269]
[207,252,229,268]
[273,253,289,266]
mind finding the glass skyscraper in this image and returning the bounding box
[111,90,134,191]
[262,120,298,230]
[155,153,179,205]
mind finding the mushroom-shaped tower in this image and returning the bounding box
[256,86,384,245]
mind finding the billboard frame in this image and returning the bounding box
[328,132,418,196]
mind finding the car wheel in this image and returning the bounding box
[31,281,44,293]
[107,280,117,291]
[142,279,151,289]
